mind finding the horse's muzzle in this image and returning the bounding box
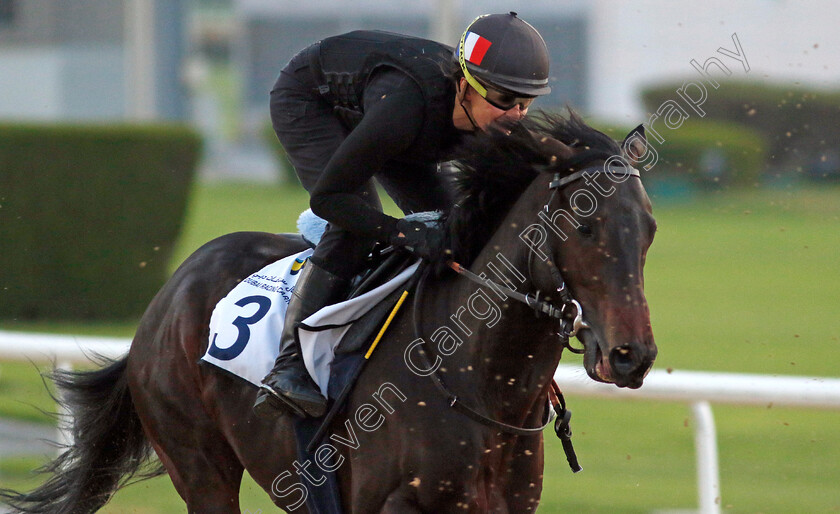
[579,330,656,389]
[608,343,656,389]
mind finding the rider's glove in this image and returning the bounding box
[390,219,445,261]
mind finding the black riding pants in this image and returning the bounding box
[269,44,451,280]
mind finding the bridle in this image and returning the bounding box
[409,161,640,445]
[452,162,640,351]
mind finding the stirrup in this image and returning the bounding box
[255,384,308,419]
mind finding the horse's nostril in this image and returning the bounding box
[609,345,637,376]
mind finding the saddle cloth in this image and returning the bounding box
[200,248,419,394]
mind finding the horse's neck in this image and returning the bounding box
[427,218,563,421]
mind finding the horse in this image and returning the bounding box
[1,113,657,513]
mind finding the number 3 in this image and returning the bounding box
[208,295,272,361]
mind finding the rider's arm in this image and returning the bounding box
[309,69,426,241]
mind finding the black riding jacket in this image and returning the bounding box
[306,31,464,241]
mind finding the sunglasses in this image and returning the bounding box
[480,85,535,111]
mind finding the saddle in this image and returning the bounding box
[297,208,438,295]
[295,207,434,370]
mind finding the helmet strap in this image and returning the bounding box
[456,78,480,131]
[460,100,480,131]
[458,16,489,98]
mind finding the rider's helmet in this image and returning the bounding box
[454,12,551,101]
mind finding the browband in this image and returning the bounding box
[549,163,640,190]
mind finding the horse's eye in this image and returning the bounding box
[577,225,593,237]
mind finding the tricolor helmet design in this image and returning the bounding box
[455,12,551,97]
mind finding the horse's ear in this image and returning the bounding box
[621,124,647,166]
[536,135,575,164]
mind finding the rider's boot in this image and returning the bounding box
[253,261,348,419]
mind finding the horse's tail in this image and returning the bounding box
[0,356,164,513]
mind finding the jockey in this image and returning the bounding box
[254,12,552,419]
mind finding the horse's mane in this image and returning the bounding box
[441,111,621,268]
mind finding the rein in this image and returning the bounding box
[410,265,554,437]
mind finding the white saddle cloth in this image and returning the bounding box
[201,248,418,395]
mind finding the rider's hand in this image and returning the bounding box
[390,219,445,260]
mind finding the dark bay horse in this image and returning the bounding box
[1,114,657,513]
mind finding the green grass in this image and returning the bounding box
[643,185,840,377]
[2,182,839,512]
[170,182,309,270]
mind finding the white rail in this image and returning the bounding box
[552,365,840,409]
[552,365,840,513]
[0,331,131,361]
[2,330,840,513]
